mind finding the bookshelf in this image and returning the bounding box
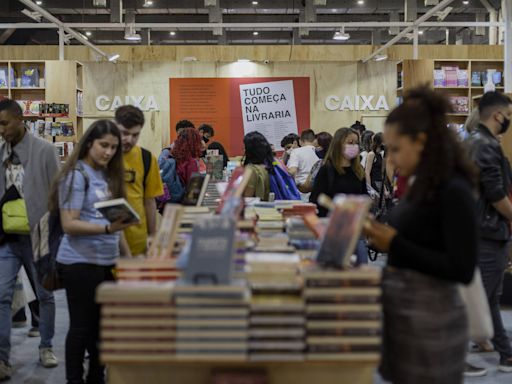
[396,59,505,125]
[0,60,84,161]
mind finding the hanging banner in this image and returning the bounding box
[239,80,298,149]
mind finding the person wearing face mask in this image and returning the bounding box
[310,127,367,218]
[467,91,512,373]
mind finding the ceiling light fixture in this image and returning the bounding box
[418,30,424,35]
[143,0,154,7]
[170,31,176,36]
[85,31,92,37]
[374,54,388,61]
[108,54,120,62]
[333,27,350,41]
[252,1,259,5]
[36,1,43,5]
[124,25,141,41]
[237,59,251,62]
[253,31,259,36]
[462,0,469,4]
[357,0,364,5]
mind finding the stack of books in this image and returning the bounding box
[303,267,382,361]
[246,252,305,361]
[286,217,320,259]
[179,206,213,234]
[116,258,181,281]
[249,293,306,361]
[97,281,176,363]
[282,203,317,219]
[202,181,223,209]
[173,281,250,361]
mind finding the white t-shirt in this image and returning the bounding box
[287,145,319,185]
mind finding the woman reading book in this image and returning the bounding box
[49,119,135,384]
[364,86,477,383]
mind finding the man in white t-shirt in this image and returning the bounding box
[287,129,319,188]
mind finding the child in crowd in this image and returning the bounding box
[364,86,478,383]
[51,120,135,384]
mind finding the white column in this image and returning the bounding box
[413,28,419,59]
[58,27,64,60]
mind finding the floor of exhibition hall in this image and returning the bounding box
[8,270,512,384]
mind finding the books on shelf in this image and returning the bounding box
[19,65,41,88]
[17,100,45,116]
[433,67,469,88]
[449,96,469,113]
[94,198,140,224]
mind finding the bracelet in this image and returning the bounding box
[105,224,110,234]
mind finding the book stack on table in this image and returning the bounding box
[302,267,382,361]
[116,258,181,282]
[173,281,250,361]
[179,206,213,234]
[245,252,305,361]
[97,281,176,363]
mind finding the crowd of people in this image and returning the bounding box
[0,86,511,383]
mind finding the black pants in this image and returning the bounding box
[60,263,114,384]
[479,239,512,360]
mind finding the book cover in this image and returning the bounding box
[182,173,211,207]
[206,154,225,181]
[93,198,139,224]
[147,204,184,258]
[20,65,39,87]
[316,195,372,268]
[183,217,237,285]
[471,71,482,86]
[216,167,253,215]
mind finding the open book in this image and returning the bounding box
[94,198,140,224]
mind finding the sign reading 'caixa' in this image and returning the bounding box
[95,95,159,111]
[325,95,389,111]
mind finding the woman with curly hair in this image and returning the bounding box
[171,127,203,186]
[364,86,478,383]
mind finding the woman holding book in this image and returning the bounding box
[171,127,203,186]
[50,119,135,384]
[364,87,477,383]
[310,127,367,217]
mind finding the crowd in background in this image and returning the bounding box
[0,87,511,383]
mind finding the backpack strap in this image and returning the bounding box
[141,147,152,188]
[74,163,90,192]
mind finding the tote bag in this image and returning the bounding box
[458,268,494,342]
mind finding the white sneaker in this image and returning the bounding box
[39,348,58,368]
[0,360,12,381]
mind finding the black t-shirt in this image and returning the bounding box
[387,176,477,284]
[310,163,367,217]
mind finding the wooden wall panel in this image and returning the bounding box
[0,45,504,62]
[82,61,396,156]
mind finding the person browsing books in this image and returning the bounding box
[363,86,478,383]
[287,129,319,189]
[298,132,333,194]
[50,120,136,384]
[0,99,60,381]
[115,105,163,256]
[242,131,273,201]
[171,128,204,187]
[309,127,367,218]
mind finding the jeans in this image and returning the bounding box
[479,238,512,360]
[355,239,369,265]
[60,263,114,384]
[0,236,55,363]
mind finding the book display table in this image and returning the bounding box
[106,359,378,384]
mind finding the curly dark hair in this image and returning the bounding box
[385,86,477,203]
[171,127,203,162]
[243,131,274,172]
